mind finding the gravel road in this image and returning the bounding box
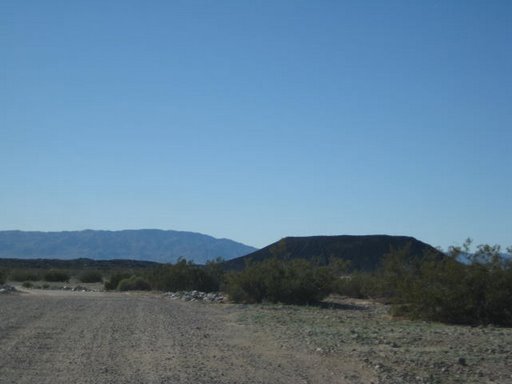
[0,291,367,384]
[2,290,511,384]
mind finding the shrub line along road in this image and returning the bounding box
[0,290,367,384]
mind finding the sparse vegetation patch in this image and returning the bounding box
[148,259,220,292]
[9,270,40,282]
[117,276,152,291]
[43,270,70,282]
[384,241,512,326]
[77,270,103,283]
[226,258,334,304]
[104,272,133,290]
[333,240,512,326]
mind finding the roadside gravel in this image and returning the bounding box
[233,297,512,384]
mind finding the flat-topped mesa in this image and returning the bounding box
[223,234,443,271]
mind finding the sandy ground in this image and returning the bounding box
[1,289,511,384]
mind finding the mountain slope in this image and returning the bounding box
[223,234,442,271]
[0,230,257,264]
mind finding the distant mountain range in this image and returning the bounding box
[0,231,443,271]
[223,235,442,271]
[0,230,257,264]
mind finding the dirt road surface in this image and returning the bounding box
[0,290,369,384]
[2,289,512,384]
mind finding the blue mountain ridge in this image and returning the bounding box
[0,229,257,264]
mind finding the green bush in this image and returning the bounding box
[43,270,70,282]
[383,242,512,326]
[226,259,334,305]
[204,257,226,290]
[148,259,219,292]
[117,276,151,291]
[332,273,385,299]
[78,270,103,283]
[9,270,40,282]
[22,281,34,288]
[104,272,134,290]
[0,270,5,285]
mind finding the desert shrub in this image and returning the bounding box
[0,270,5,285]
[225,267,266,304]
[117,276,151,291]
[42,283,50,289]
[9,270,40,282]
[22,281,33,288]
[384,242,512,326]
[148,259,219,292]
[203,257,226,290]
[78,270,103,283]
[226,259,334,305]
[43,270,70,282]
[104,272,133,290]
[332,273,385,299]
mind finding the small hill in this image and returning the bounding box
[223,235,442,271]
[0,230,257,264]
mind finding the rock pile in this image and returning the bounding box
[164,290,225,303]
[0,284,17,294]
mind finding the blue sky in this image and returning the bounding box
[1,0,511,250]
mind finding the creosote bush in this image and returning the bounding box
[383,240,512,326]
[104,272,133,290]
[43,270,70,282]
[332,273,385,299]
[226,258,334,305]
[148,259,219,292]
[78,270,103,283]
[9,270,40,282]
[117,276,151,291]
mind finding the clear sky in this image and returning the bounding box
[1,0,511,250]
